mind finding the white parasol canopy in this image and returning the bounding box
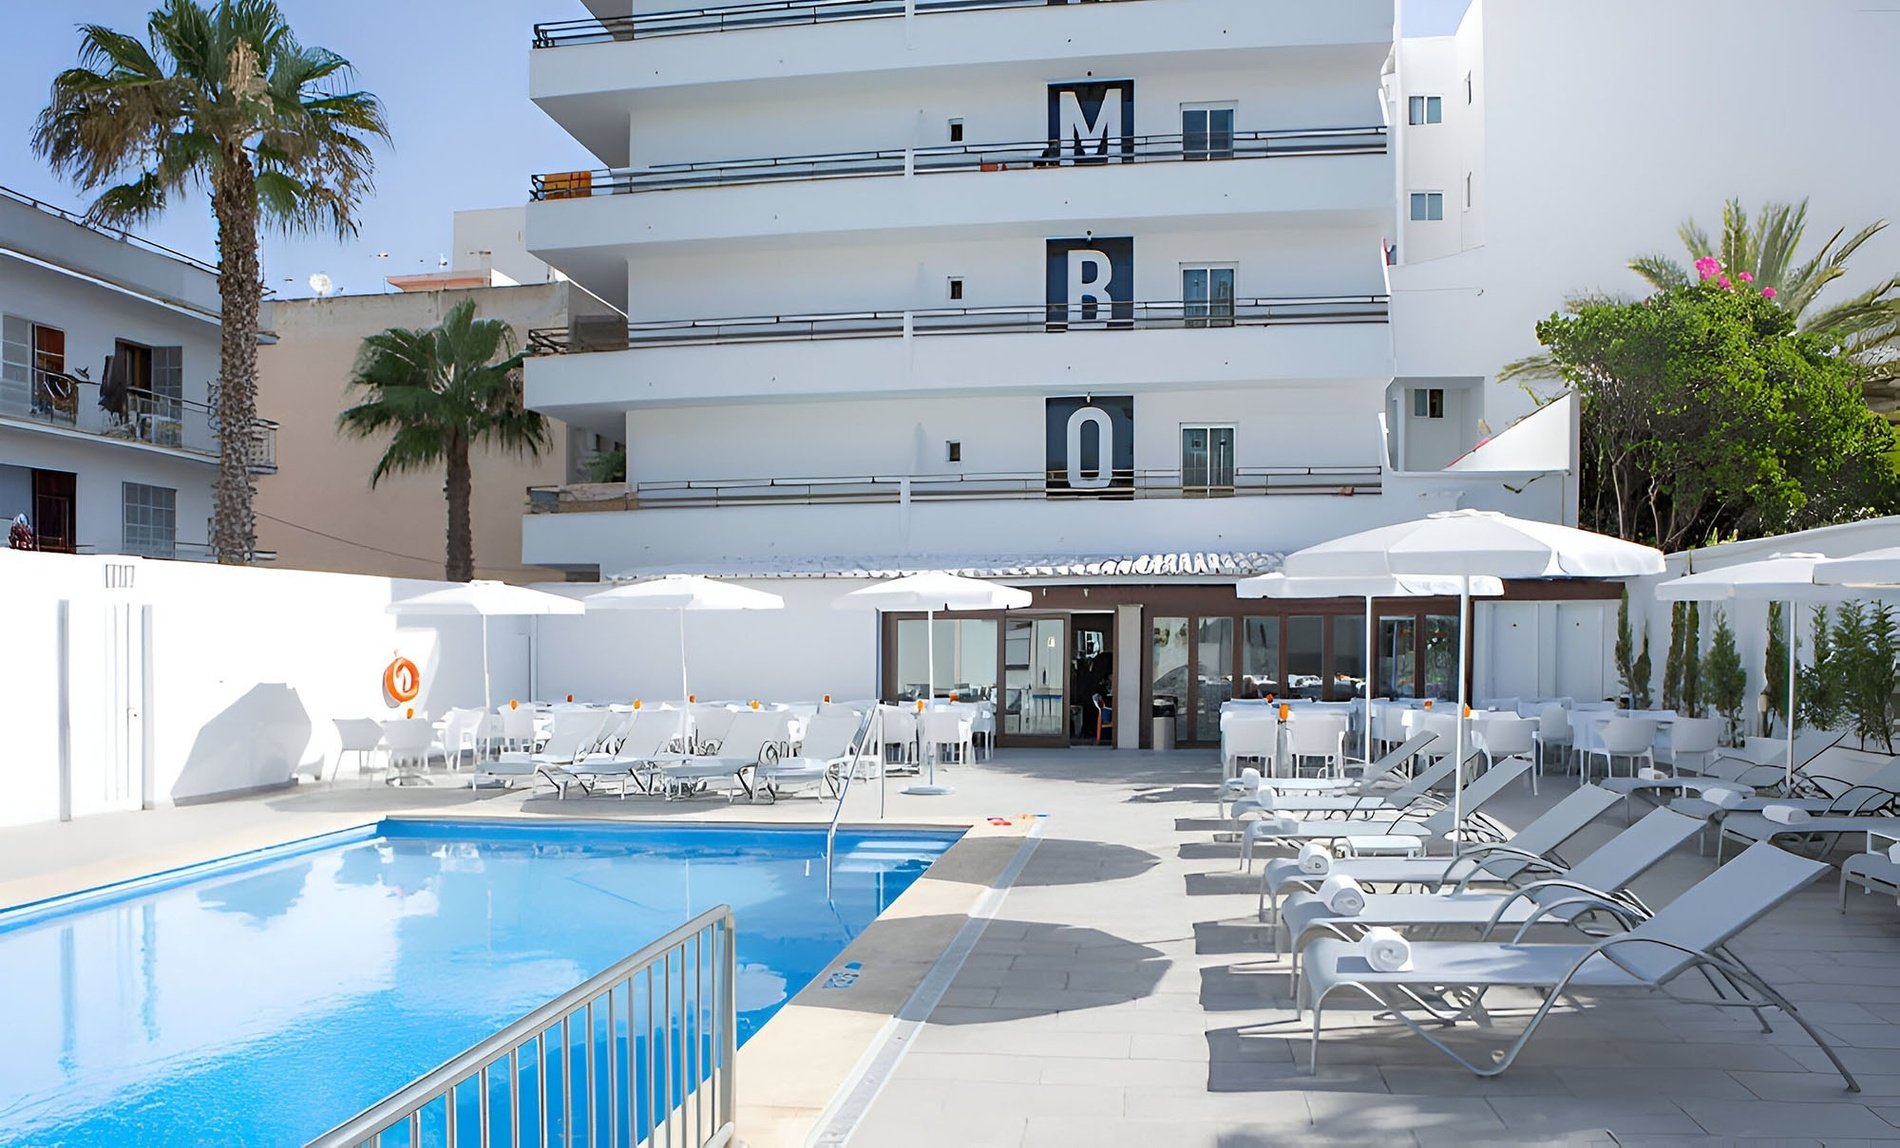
[588,575,785,703]
[387,581,584,717]
[835,572,1032,795]
[1281,511,1665,850]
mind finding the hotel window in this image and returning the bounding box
[122,482,176,559]
[947,119,964,143]
[948,277,964,301]
[1413,388,1445,419]
[1182,266,1236,327]
[1409,192,1444,222]
[1181,426,1235,493]
[1407,95,1442,125]
[3,315,71,422]
[1181,104,1235,160]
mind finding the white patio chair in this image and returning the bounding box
[434,707,484,771]
[1475,715,1540,795]
[1532,704,1573,775]
[380,718,436,785]
[495,706,538,754]
[1284,714,1348,778]
[1222,716,1277,780]
[332,718,385,784]
[1582,717,1658,783]
[1657,715,1720,774]
[878,705,920,775]
[922,709,975,772]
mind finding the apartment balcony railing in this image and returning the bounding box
[528,294,1388,354]
[0,370,279,474]
[527,465,1383,513]
[533,0,1154,46]
[531,127,1387,199]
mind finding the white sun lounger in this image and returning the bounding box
[474,710,614,790]
[1218,732,1442,817]
[543,708,686,798]
[1279,808,1704,984]
[1258,784,1622,921]
[649,709,792,800]
[1231,750,1465,821]
[750,711,872,802]
[1239,754,1521,870]
[1600,730,1841,813]
[1299,841,1859,1092]
[1670,759,1900,822]
[1716,812,1900,863]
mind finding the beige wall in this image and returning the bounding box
[257,283,577,582]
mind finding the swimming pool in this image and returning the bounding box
[0,818,958,1147]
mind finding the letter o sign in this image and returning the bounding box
[1065,406,1114,490]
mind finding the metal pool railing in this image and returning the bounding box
[306,907,737,1148]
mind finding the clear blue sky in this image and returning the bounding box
[0,0,1469,299]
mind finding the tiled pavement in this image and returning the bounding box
[8,748,1900,1145]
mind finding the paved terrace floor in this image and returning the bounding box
[5,749,1900,1146]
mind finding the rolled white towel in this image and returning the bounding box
[1316,873,1367,915]
[1275,815,1302,834]
[1239,767,1262,785]
[1889,842,1900,864]
[1298,842,1333,876]
[1637,767,1668,781]
[1699,786,1745,810]
[1361,926,1413,973]
[1247,786,1276,811]
[1762,804,1811,825]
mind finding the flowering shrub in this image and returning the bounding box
[1696,255,1776,299]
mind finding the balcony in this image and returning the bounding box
[533,0,1158,47]
[527,465,1382,515]
[531,128,1386,200]
[0,370,280,474]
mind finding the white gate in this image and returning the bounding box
[65,600,150,817]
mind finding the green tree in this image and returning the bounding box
[34,0,387,564]
[1798,605,1845,730]
[1661,601,1687,713]
[339,299,547,581]
[1505,279,1900,550]
[1763,601,1790,737]
[1705,610,1748,745]
[1830,602,1900,752]
[1681,601,1702,717]
[1629,199,1900,397]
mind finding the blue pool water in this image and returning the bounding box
[0,819,957,1147]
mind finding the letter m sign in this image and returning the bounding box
[1047,80,1135,165]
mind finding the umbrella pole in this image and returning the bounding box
[1364,594,1375,761]
[1453,582,1470,857]
[678,609,689,704]
[480,615,491,777]
[926,607,936,785]
[1786,597,1797,792]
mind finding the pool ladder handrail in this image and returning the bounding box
[305,905,738,1148]
[825,706,884,870]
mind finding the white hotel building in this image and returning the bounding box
[516,0,1614,748]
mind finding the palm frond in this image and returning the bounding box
[1629,254,1690,293]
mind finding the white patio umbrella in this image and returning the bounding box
[387,580,585,718]
[835,571,1033,795]
[1281,510,1666,848]
[587,574,785,703]
[1660,553,1858,790]
[1237,573,1504,758]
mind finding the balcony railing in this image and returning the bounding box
[528,465,1383,512]
[533,0,1153,46]
[0,371,279,473]
[531,127,1387,199]
[528,294,1388,354]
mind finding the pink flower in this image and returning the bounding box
[1718,276,1731,289]
[1762,287,1777,299]
[1738,271,1754,283]
[1694,256,1722,280]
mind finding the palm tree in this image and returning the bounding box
[339,300,549,582]
[1630,199,1900,363]
[34,0,387,564]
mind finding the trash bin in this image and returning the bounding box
[1150,697,1178,752]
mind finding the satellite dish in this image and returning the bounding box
[307,273,333,296]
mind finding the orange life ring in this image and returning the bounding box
[383,657,421,704]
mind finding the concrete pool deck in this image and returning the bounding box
[6,748,1900,1146]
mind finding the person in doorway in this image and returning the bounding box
[8,513,34,551]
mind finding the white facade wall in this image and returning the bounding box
[0,550,530,829]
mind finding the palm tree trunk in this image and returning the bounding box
[211,148,260,565]
[445,432,474,581]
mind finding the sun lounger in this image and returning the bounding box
[470,710,614,790]
[750,711,873,802]
[1258,784,1622,921]
[1670,759,1900,821]
[1279,808,1703,984]
[1601,730,1841,812]
[1230,748,1464,824]
[1715,811,1900,863]
[1239,754,1519,870]
[1299,841,1859,1092]
[649,709,792,800]
[1217,732,1440,817]
[542,708,685,797]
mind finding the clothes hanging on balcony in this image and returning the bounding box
[98,352,129,418]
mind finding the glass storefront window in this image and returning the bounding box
[1331,614,1366,701]
[1239,616,1280,700]
[1380,616,1418,698]
[1424,613,1459,700]
[895,618,998,702]
[1153,616,1190,727]
[1004,617,1066,737]
[1286,616,1323,700]
[1195,617,1234,741]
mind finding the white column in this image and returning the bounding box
[1115,604,1141,750]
